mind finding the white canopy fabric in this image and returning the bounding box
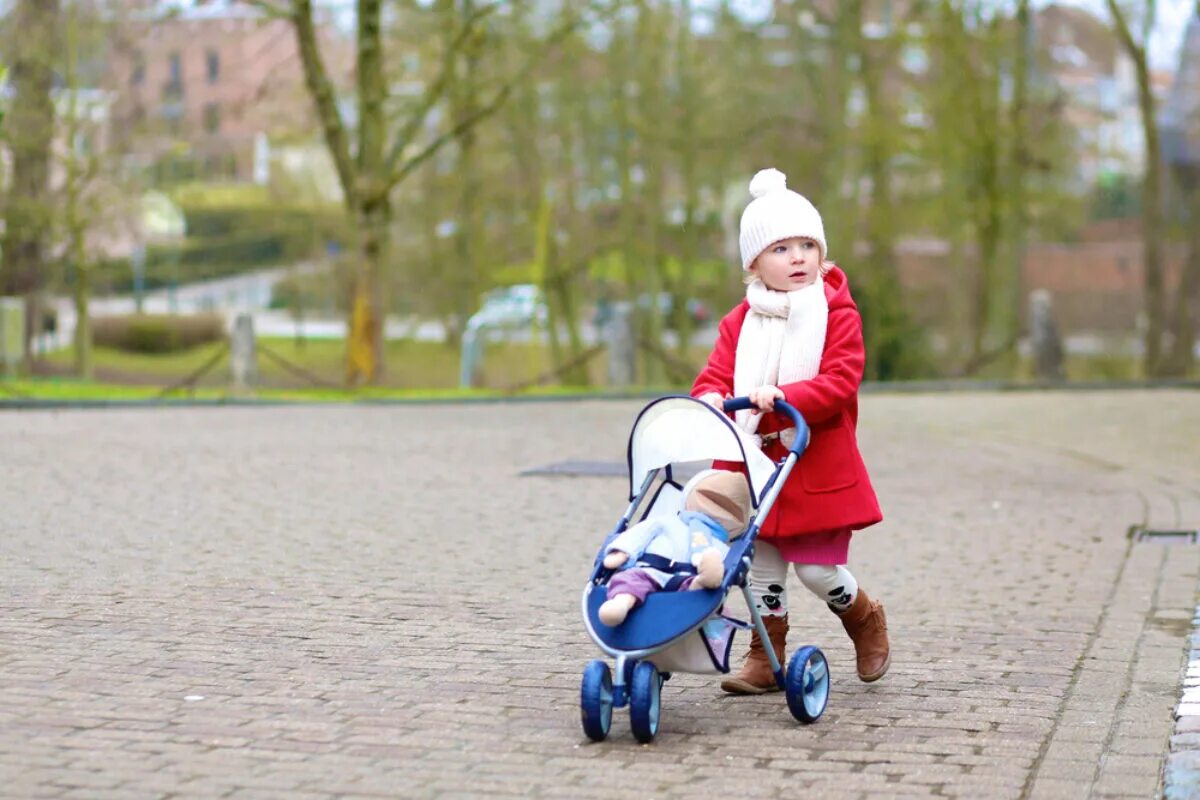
[627,396,776,503]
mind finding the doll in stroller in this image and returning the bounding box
[580,395,831,743]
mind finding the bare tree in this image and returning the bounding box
[246,0,606,385]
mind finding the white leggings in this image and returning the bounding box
[748,539,858,617]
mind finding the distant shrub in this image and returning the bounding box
[92,313,226,354]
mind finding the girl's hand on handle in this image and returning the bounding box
[749,385,784,414]
[698,391,731,411]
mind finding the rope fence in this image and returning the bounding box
[157,341,230,398]
[257,341,344,390]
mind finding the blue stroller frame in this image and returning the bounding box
[580,395,831,743]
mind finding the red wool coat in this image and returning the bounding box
[691,266,883,540]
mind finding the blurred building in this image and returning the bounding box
[107,0,352,183]
[1034,4,1174,186]
[1161,8,1200,186]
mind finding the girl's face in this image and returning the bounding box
[749,237,822,291]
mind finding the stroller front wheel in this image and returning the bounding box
[581,659,614,741]
[629,661,662,743]
[786,645,830,723]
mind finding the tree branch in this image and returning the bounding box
[381,1,503,181]
[385,3,610,192]
[1105,0,1145,59]
[289,0,357,209]
[357,0,385,187]
[240,0,293,19]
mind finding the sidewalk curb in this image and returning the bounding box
[2,378,1198,411]
[1165,606,1200,799]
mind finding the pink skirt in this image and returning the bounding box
[770,528,852,565]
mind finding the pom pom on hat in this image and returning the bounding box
[748,168,788,199]
[738,167,827,271]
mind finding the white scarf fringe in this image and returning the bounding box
[733,276,828,444]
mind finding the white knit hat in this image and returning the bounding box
[738,168,827,271]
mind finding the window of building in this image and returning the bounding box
[168,51,182,86]
[207,50,220,84]
[901,44,928,74]
[203,102,220,134]
[131,51,145,86]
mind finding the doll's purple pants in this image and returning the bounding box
[607,569,695,605]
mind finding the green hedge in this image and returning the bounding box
[91,203,353,294]
[92,313,226,354]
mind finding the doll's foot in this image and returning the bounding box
[599,594,638,625]
[691,550,724,590]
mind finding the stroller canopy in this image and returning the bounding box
[626,396,776,505]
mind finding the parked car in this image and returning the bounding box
[467,284,548,332]
[594,292,709,331]
[639,292,710,327]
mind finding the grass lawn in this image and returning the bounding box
[17,336,707,401]
[10,337,1189,404]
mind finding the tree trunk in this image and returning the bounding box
[635,2,668,385]
[451,0,482,348]
[66,0,92,379]
[612,16,643,383]
[552,129,589,386]
[1163,179,1200,375]
[0,0,60,370]
[347,0,387,383]
[1106,0,1166,376]
[1007,0,1032,354]
[346,199,388,385]
[1138,65,1166,376]
[858,6,904,380]
[673,0,698,361]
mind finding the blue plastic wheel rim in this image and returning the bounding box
[785,645,829,723]
[802,653,829,718]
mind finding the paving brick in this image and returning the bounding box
[1027,777,1096,799]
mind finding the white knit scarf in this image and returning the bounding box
[733,276,828,440]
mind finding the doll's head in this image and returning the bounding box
[682,470,752,538]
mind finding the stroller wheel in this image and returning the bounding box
[580,660,613,741]
[786,646,830,724]
[629,661,662,743]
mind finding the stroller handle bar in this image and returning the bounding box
[721,396,809,456]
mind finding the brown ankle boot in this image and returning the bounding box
[834,588,890,682]
[720,615,788,694]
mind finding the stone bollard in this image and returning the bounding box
[0,297,25,378]
[229,313,258,394]
[606,301,636,387]
[1029,289,1065,381]
[459,326,484,389]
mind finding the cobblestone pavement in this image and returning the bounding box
[1,390,1199,799]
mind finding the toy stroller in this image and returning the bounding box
[580,395,830,743]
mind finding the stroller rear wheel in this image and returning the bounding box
[785,645,829,723]
[629,661,662,743]
[581,660,614,741]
